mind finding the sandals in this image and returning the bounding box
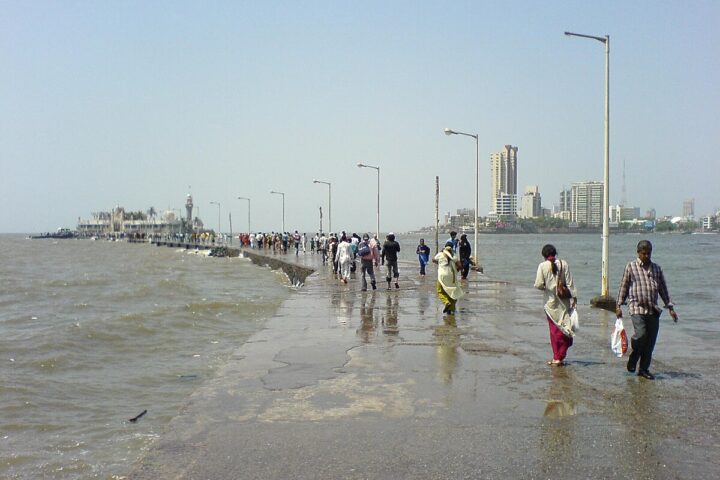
[547,360,565,366]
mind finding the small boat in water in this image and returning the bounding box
[31,228,77,239]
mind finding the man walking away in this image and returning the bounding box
[616,240,678,380]
[381,232,401,289]
[358,234,378,291]
[318,233,328,264]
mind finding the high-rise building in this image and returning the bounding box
[571,181,604,227]
[519,185,542,218]
[558,188,572,213]
[490,145,518,217]
[683,199,695,218]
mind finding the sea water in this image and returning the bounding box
[0,235,290,479]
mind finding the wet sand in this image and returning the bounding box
[129,251,720,479]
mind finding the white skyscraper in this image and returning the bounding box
[490,145,518,217]
[571,181,604,227]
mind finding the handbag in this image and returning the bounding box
[556,262,572,299]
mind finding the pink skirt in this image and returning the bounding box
[547,314,573,362]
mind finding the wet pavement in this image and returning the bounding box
[130,252,720,479]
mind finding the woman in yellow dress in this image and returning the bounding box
[433,243,465,315]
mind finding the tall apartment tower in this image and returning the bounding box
[490,145,518,217]
[683,199,695,218]
[571,181,604,227]
[559,188,572,213]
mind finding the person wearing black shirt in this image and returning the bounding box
[381,233,401,289]
[459,234,472,279]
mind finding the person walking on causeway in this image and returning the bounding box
[336,235,354,284]
[433,242,464,315]
[358,234,378,291]
[416,238,431,276]
[534,244,577,366]
[381,233,401,289]
[458,234,472,280]
[616,239,678,380]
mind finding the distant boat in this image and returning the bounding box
[31,228,77,239]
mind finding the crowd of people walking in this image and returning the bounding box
[237,231,677,379]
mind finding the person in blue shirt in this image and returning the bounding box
[445,231,459,254]
[416,238,431,276]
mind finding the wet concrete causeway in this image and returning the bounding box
[130,251,720,479]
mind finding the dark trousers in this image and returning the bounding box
[385,260,399,282]
[361,260,376,290]
[629,313,660,372]
[461,258,470,279]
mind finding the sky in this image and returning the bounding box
[2,0,718,234]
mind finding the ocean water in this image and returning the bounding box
[0,235,290,479]
[1,231,718,478]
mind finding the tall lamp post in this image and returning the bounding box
[209,201,221,237]
[312,180,331,234]
[357,163,380,239]
[237,196,251,233]
[444,128,479,270]
[565,31,614,309]
[270,191,285,232]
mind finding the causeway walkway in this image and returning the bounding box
[130,249,719,479]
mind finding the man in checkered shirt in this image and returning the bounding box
[616,240,679,380]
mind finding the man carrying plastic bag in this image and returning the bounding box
[616,240,679,380]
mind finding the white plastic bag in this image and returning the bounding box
[570,308,580,332]
[610,317,628,357]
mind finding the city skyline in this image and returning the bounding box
[2,1,718,233]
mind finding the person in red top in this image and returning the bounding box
[616,240,679,380]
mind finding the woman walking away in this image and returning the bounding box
[534,244,577,366]
[458,234,472,279]
[433,242,464,315]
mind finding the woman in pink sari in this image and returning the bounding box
[534,244,577,366]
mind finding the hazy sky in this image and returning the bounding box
[2,1,718,234]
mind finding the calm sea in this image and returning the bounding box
[1,231,718,478]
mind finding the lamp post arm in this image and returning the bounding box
[564,31,607,43]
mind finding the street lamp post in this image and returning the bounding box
[357,163,380,239]
[209,201,221,237]
[312,180,331,234]
[565,31,615,309]
[270,191,285,232]
[237,197,251,233]
[444,128,480,271]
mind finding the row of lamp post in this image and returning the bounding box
[204,30,609,301]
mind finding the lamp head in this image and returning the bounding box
[444,128,455,136]
[357,163,364,168]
